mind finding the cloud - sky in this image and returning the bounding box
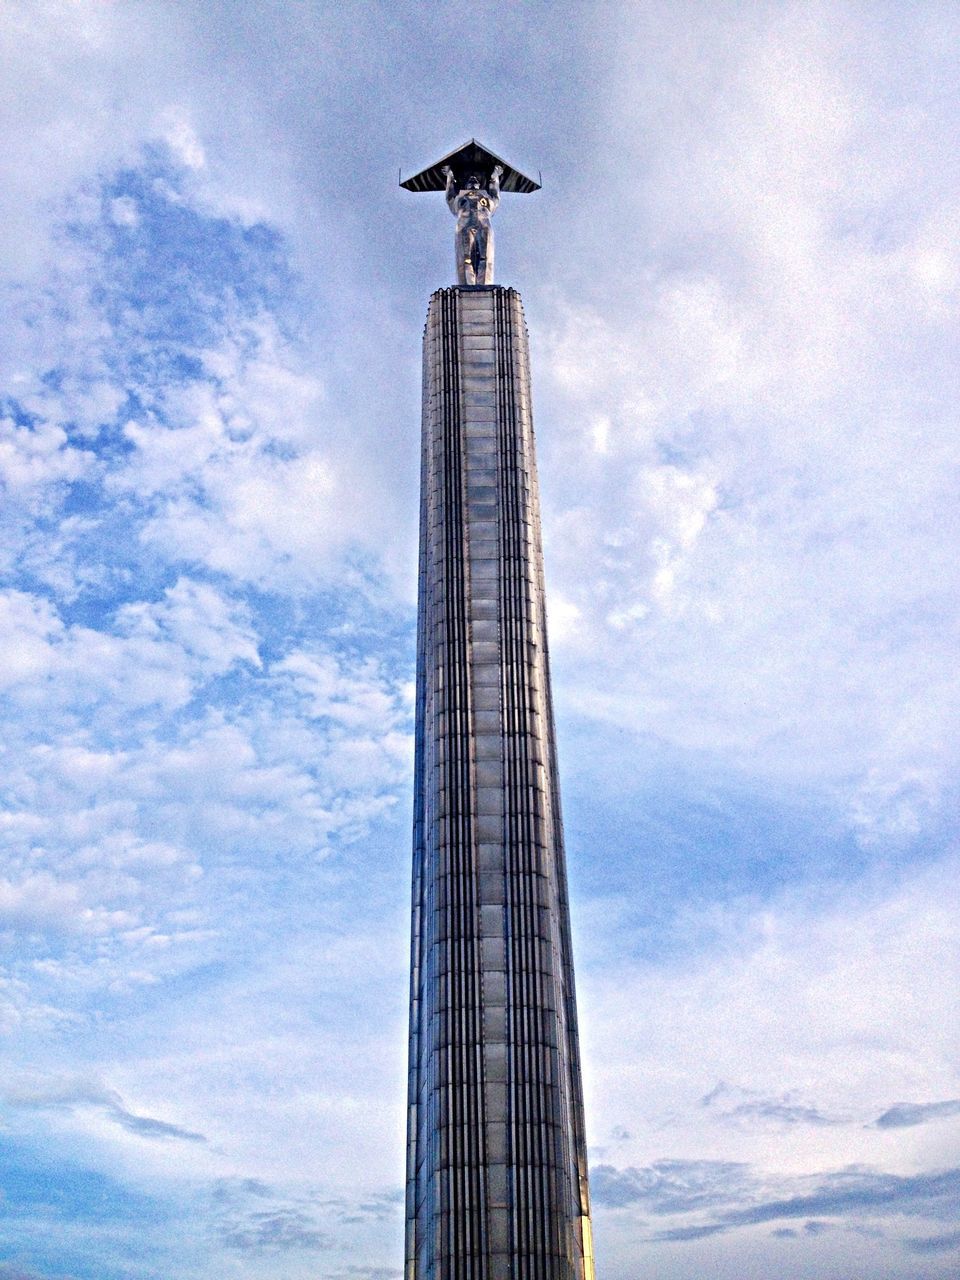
[0,2,958,1277]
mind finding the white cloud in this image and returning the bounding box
[156,105,206,171]
[117,577,261,676]
[0,3,181,276]
[112,321,388,593]
[0,417,92,497]
[580,854,960,1183]
[0,872,133,936]
[531,5,960,846]
[0,583,258,715]
[3,1073,206,1143]
[0,623,412,1013]
[0,590,63,686]
[278,651,404,734]
[109,196,139,228]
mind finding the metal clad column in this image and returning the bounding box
[407,286,594,1280]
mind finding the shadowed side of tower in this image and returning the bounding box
[407,285,594,1280]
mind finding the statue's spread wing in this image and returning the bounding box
[401,139,540,194]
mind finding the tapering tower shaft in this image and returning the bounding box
[407,286,594,1280]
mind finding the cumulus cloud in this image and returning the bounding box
[0,664,411,1009]
[0,416,92,499]
[0,141,402,613]
[114,330,376,592]
[0,581,259,719]
[116,577,261,675]
[156,106,206,172]
[0,873,133,937]
[278,651,399,728]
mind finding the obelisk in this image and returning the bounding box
[403,140,594,1280]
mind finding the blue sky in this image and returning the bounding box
[1,2,959,1277]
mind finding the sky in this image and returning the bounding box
[0,1,958,1277]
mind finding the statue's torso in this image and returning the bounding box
[456,190,492,227]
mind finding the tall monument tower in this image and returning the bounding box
[403,140,594,1280]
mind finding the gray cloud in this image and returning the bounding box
[701,1082,845,1128]
[649,1223,728,1242]
[596,1159,960,1246]
[220,1207,329,1252]
[3,1077,205,1144]
[109,1109,205,1142]
[803,1220,831,1235]
[875,1099,960,1129]
[730,1099,840,1127]
[590,1159,752,1212]
[212,1178,333,1254]
[212,1177,274,1202]
[326,1269,402,1280]
[340,1188,405,1224]
[902,1230,960,1255]
[721,1166,960,1231]
[210,1179,402,1252]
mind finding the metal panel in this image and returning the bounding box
[407,286,593,1280]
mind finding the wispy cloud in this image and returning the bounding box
[902,1229,960,1255]
[220,1208,328,1252]
[874,1100,960,1130]
[719,1166,960,1230]
[591,1159,752,1212]
[598,1157,960,1248]
[700,1082,846,1129]
[4,1077,206,1144]
[325,1269,402,1280]
[212,1178,331,1254]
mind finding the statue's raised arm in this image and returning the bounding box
[487,164,503,209]
[443,165,458,216]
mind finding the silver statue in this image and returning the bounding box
[443,164,503,286]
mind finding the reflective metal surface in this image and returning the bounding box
[444,166,502,286]
[407,286,595,1280]
[402,140,540,288]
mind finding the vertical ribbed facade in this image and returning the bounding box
[407,286,594,1280]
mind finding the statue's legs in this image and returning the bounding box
[456,227,496,286]
[478,227,494,285]
[457,227,478,286]
[471,227,493,286]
